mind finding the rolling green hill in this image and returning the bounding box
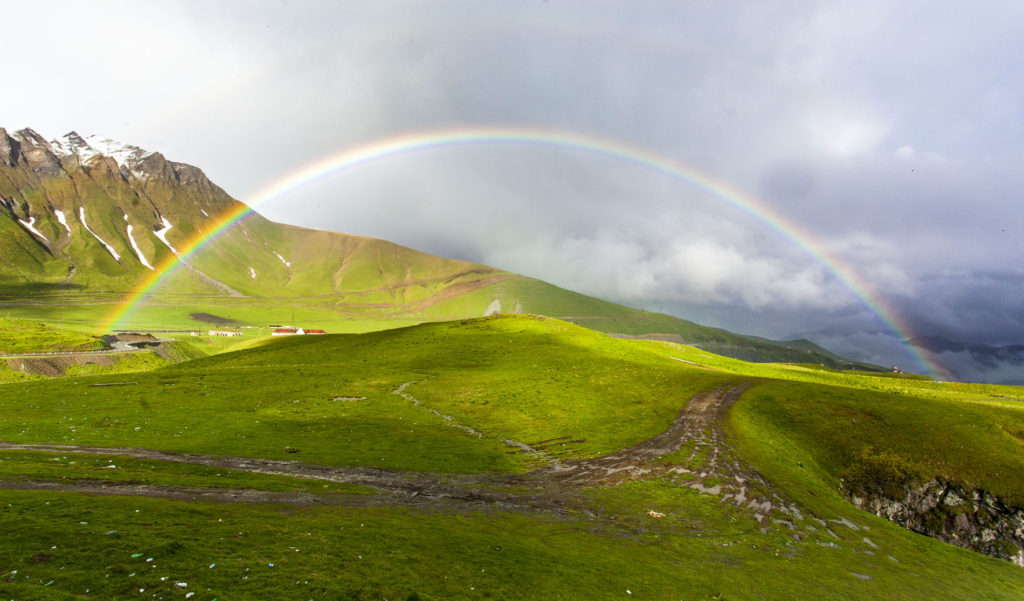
[0,315,1021,600]
[0,126,877,370]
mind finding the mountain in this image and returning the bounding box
[909,336,1024,385]
[0,127,507,302]
[0,126,878,370]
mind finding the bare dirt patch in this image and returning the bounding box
[4,354,119,376]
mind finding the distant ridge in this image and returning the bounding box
[909,336,1024,384]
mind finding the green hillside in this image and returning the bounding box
[0,317,105,354]
[0,315,1022,600]
[0,127,876,370]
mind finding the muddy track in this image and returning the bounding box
[0,441,497,500]
[537,383,807,527]
[0,479,366,506]
[0,384,816,528]
[0,479,580,516]
[0,441,582,516]
[541,384,753,486]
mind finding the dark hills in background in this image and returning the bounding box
[909,336,1024,385]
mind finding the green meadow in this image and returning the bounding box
[0,318,106,354]
[0,315,1022,600]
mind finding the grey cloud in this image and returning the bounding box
[5,0,1024,380]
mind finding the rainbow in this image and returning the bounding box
[99,125,942,377]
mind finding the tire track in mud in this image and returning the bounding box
[0,479,363,506]
[0,478,576,515]
[0,440,583,516]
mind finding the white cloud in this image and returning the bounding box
[823,232,916,296]
[807,110,890,156]
[484,231,850,313]
[895,145,916,159]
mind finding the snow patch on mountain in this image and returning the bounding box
[273,251,291,267]
[17,216,48,241]
[154,216,179,255]
[79,207,120,261]
[48,136,68,156]
[53,209,72,235]
[200,209,209,218]
[125,222,154,270]
[50,132,153,169]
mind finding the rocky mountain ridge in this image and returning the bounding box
[1,126,234,248]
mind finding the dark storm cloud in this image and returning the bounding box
[899,271,1024,346]
[4,0,1023,378]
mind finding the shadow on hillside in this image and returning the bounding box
[0,276,85,297]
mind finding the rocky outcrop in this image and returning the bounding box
[844,478,1024,566]
[0,128,20,166]
[12,128,64,177]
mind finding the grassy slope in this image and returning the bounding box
[182,315,736,464]
[0,316,1023,599]
[728,379,1024,506]
[644,338,1024,502]
[0,317,105,354]
[0,316,731,473]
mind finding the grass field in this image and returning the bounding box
[1,315,1022,600]
[0,318,106,354]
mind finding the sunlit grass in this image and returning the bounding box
[1,315,1023,599]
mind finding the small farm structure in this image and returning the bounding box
[271,327,326,336]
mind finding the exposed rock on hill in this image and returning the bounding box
[844,478,1024,566]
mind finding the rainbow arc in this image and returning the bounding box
[98,126,941,377]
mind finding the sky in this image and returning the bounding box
[4,1,1023,382]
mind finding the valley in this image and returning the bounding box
[2,128,1023,600]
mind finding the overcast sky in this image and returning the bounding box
[5,1,1023,380]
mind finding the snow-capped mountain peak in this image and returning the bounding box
[50,131,153,168]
